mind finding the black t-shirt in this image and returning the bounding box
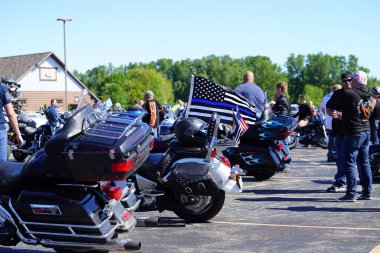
[326,89,344,136]
[334,87,371,135]
[295,103,312,120]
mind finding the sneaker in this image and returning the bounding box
[356,194,372,200]
[336,194,357,202]
[327,184,346,193]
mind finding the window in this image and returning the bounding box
[55,99,63,104]
[17,99,27,105]
[39,67,57,81]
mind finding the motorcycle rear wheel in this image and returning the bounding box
[287,134,299,150]
[12,150,28,162]
[173,190,225,223]
[317,135,328,149]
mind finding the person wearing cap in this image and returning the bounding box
[0,79,23,160]
[369,86,380,144]
[142,91,161,132]
[333,70,374,202]
[325,72,352,193]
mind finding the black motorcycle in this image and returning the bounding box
[0,104,153,252]
[369,144,380,180]
[132,114,243,223]
[223,110,298,180]
[9,108,60,162]
[293,109,328,148]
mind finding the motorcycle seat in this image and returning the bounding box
[0,160,24,193]
[22,126,37,136]
[138,153,163,182]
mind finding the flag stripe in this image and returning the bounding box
[191,98,256,117]
[189,105,256,122]
[188,111,255,124]
[225,92,252,108]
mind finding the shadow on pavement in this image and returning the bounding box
[243,189,327,194]
[268,206,380,212]
[236,197,333,202]
[311,180,333,185]
[0,247,51,253]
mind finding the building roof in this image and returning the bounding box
[0,52,99,101]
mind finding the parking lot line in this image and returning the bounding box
[212,221,380,232]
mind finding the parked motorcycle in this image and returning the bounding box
[8,108,61,162]
[294,109,328,148]
[369,144,380,180]
[132,113,243,223]
[223,110,298,180]
[0,103,153,252]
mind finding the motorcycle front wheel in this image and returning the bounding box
[317,135,328,149]
[173,190,225,223]
[12,150,28,162]
[287,134,299,150]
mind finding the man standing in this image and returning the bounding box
[334,70,374,202]
[234,71,268,118]
[48,99,62,135]
[321,84,342,162]
[326,72,352,192]
[142,90,160,131]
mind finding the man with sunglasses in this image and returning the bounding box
[325,72,352,193]
[332,71,374,202]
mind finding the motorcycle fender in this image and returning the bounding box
[171,158,243,193]
[135,174,158,191]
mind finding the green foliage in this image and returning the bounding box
[302,84,324,106]
[74,53,379,109]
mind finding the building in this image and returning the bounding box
[0,52,96,113]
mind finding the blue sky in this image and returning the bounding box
[1,0,379,78]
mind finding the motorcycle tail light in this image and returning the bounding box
[219,155,231,167]
[123,211,132,221]
[281,131,292,136]
[105,186,123,201]
[112,158,135,173]
[150,138,155,150]
[276,143,284,150]
[283,156,289,162]
[211,149,217,158]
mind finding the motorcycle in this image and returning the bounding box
[294,109,328,148]
[369,144,380,180]
[0,103,153,252]
[8,108,61,162]
[223,110,298,180]
[131,113,244,223]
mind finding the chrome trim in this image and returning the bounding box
[8,198,121,240]
[56,183,98,188]
[123,199,141,212]
[30,204,62,216]
[40,238,138,251]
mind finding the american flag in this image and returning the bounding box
[185,75,256,125]
[234,109,249,140]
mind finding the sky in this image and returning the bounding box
[1,0,379,78]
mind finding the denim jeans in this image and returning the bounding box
[283,137,291,168]
[343,131,372,197]
[369,119,379,144]
[334,135,346,185]
[0,129,8,161]
[327,129,336,159]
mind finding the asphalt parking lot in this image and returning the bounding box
[3,146,380,253]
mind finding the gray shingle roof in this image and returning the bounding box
[0,52,52,81]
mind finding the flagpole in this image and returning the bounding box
[184,74,195,118]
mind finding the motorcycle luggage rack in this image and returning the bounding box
[84,113,144,140]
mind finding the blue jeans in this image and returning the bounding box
[0,129,8,161]
[334,135,346,185]
[283,137,291,168]
[327,129,336,159]
[369,119,379,144]
[343,131,372,197]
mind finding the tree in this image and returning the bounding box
[302,84,324,106]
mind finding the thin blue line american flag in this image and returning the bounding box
[185,75,256,125]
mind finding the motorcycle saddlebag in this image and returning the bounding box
[168,161,223,196]
[57,116,153,181]
[11,187,116,244]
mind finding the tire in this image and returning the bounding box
[249,170,276,180]
[12,150,28,162]
[317,135,328,149]
[173,190,225,223]
[287,134,299,150]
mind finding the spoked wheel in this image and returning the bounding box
[12,150,28,162]
[249,170,276,180]
[173,190,225,223]
[318,135,328,149]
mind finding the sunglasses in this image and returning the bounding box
[342,79,352,83]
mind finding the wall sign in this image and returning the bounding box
[39,67,57,81]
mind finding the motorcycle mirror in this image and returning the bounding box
[105,98,113,108]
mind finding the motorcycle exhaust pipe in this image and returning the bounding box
[124,240,141,251]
